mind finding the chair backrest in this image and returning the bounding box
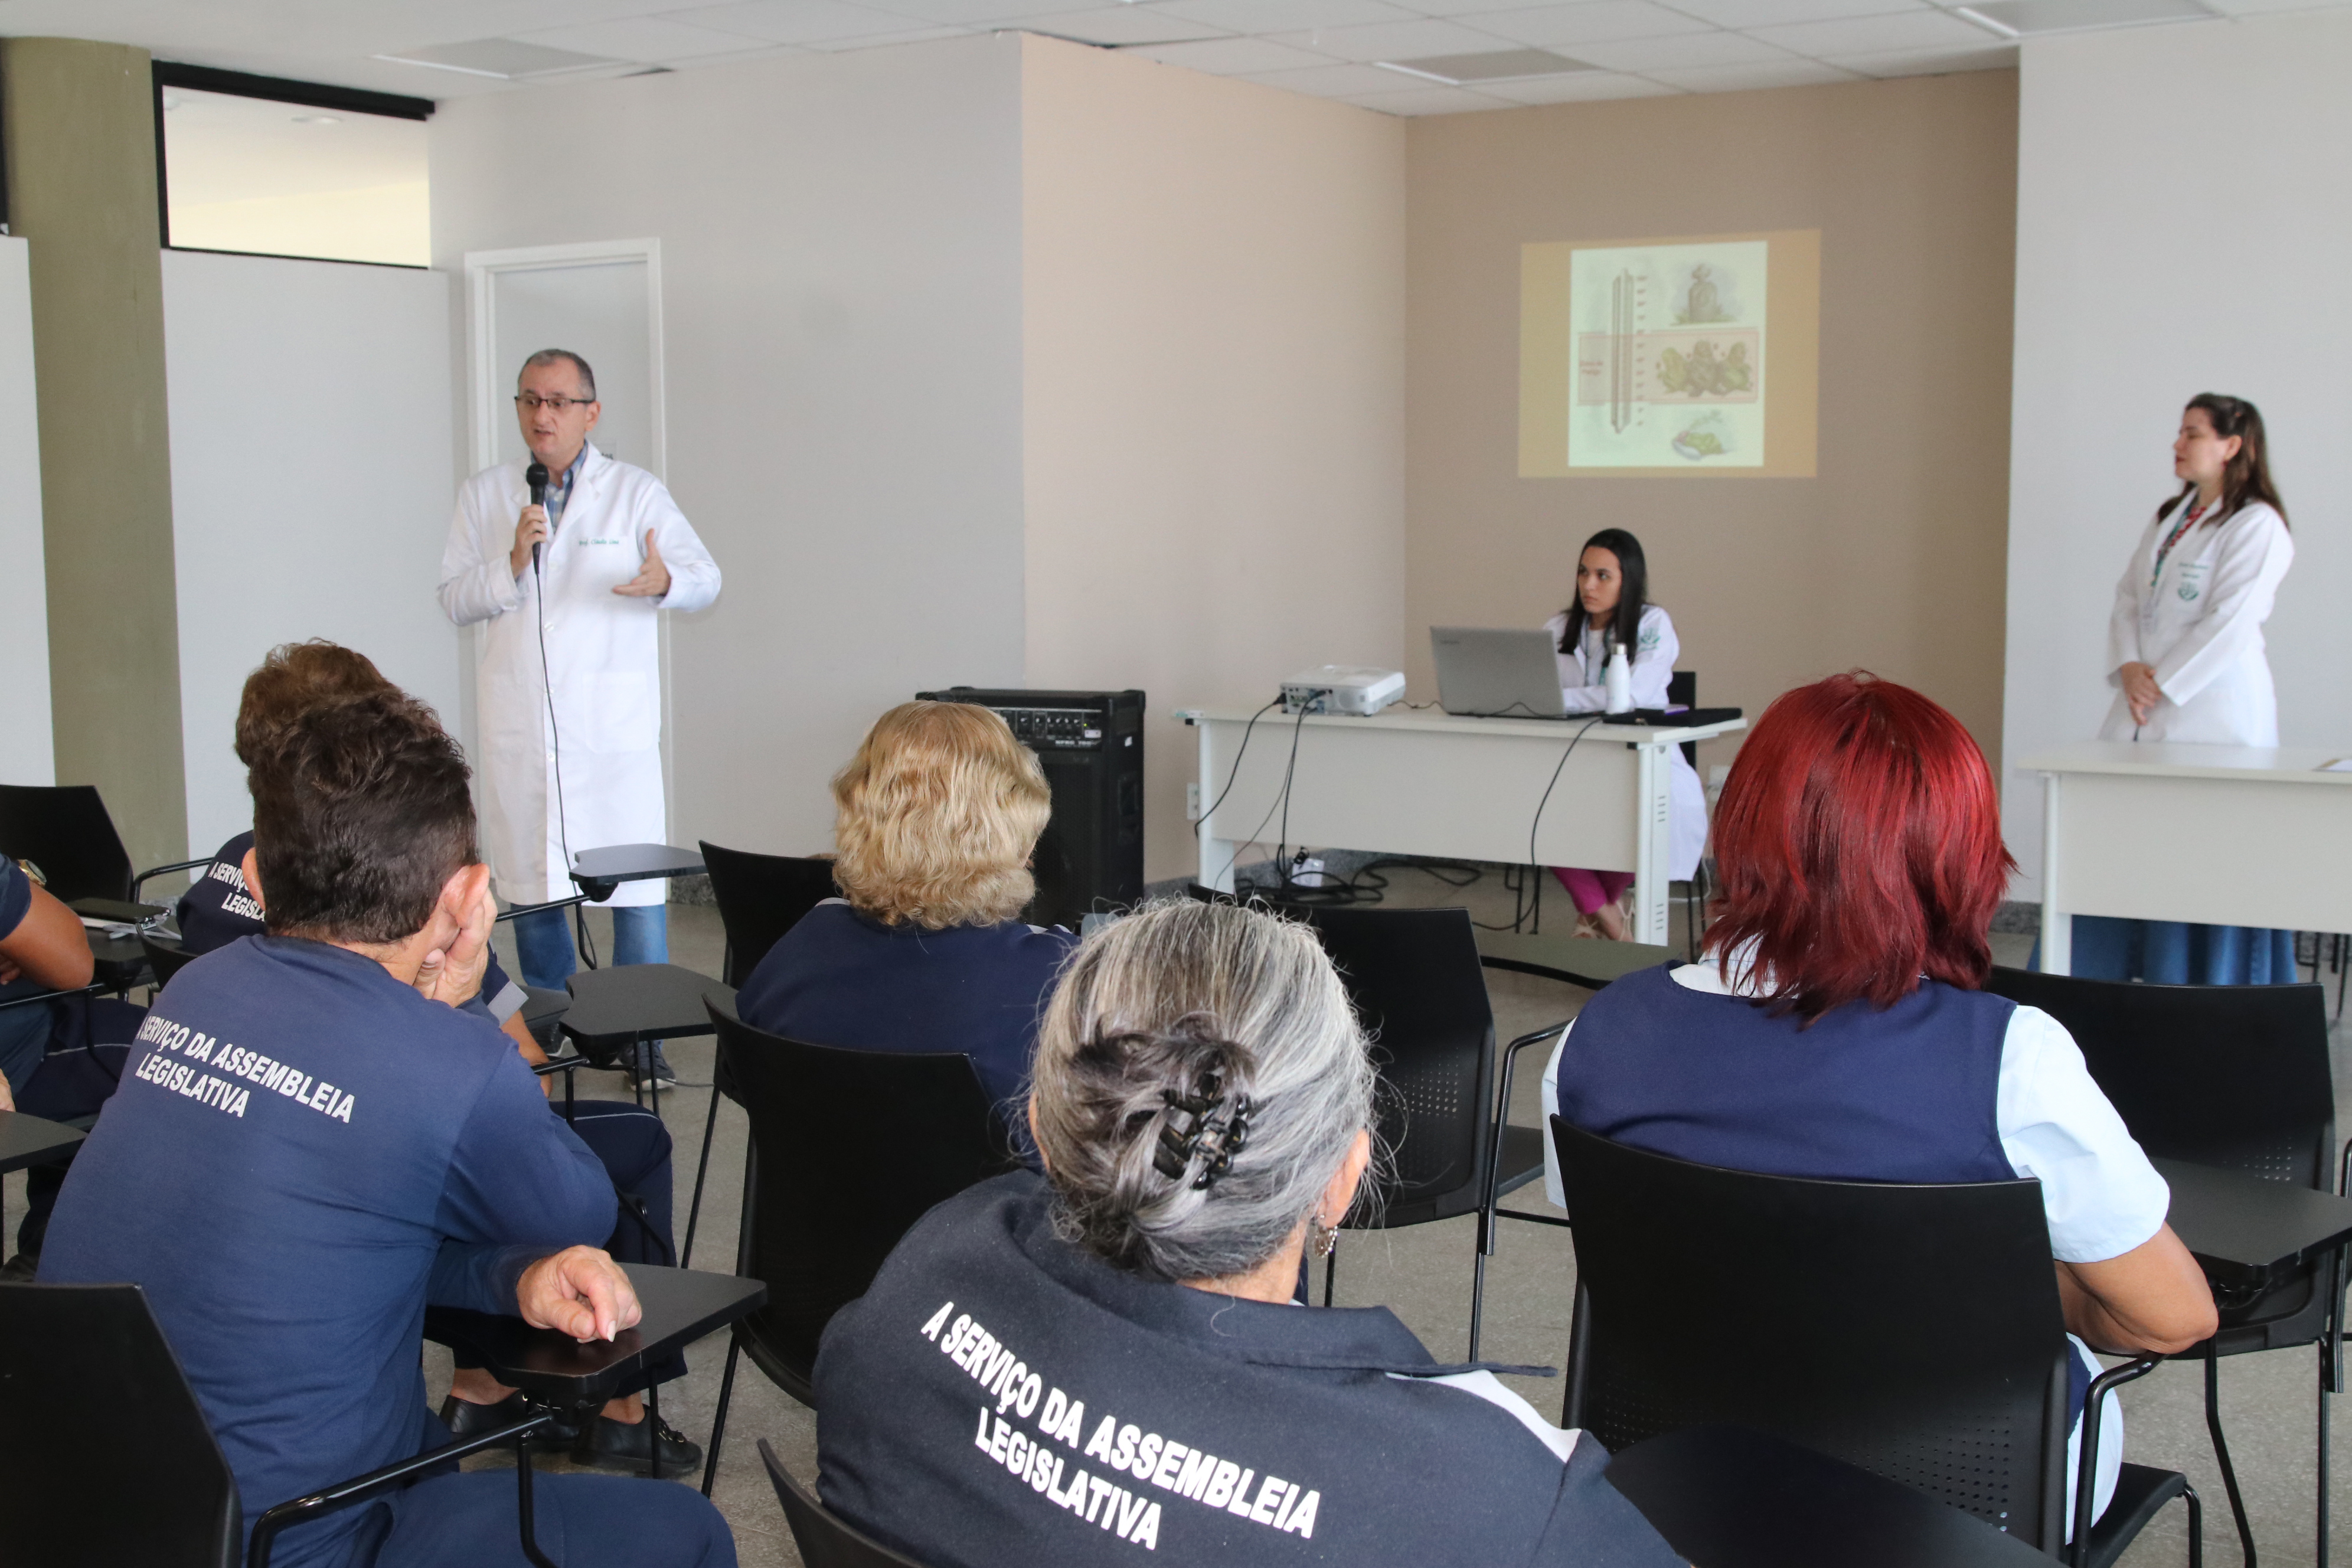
[142,932,199,988]
[1667,671,1697,767]
[1298,904,1496,1229]
[714,1005,1018,1404]
[0,784,135,904]
[1553,1119,2072,1549]
[0,1282,241,1566]
[699,842,839,988]
[1985,966,2335,1187]
[759,1438,931,1568]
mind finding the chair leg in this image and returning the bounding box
[2206,1342,2258,1568]
[1468,1242,1488,1363]
[2318,1345,2331,1568]
[681,1084,723,1270]
[701,1332,742,1498]
[645,1375,664,1482]
[2186,1482,2204,1568]
[515,1433,557,1568]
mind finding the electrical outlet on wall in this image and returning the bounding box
[1186,782,1201,821]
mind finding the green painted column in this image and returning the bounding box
[1,38,187,873]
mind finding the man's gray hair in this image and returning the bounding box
[518,348,597,401]
[1030,899,1377,1284]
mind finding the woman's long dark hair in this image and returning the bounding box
[1557,527,1651,656]
[2160,393,2288,530]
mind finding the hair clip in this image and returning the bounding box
[1154,1083,1254,1190]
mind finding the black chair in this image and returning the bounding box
[0,783,205,917]
[1987,966,2338,1567]
[700,1004,1020,1493]
[0,1281,557,1568]
[699,841,838,988]
[1553,1120,2197,1567]
[759,1438,930,1568]
[1292,903,1546,1358]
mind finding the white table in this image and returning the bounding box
[2025,742,2352,975]
[1180,705,1745,945]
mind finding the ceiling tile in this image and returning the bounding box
[1338,81,1517,109]
[801,23,978,47]
[512,15,776,60]
[1150,0,1419,31]
[1128,34,1344,68]
[1825,39,2018,70]
[1020,6,1233,41]
[1266,16,1530,56]
[1572,28,1795,64]
[1643,54,1861,83]
[1237,60,1432,91]
[1453,2,1717,46]
[1661,0,1925,25]
[670,0,956,43]
[1478,67,1681,96]
[865,0,1109,24]
[1746,7,1988,48]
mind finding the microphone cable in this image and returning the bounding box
[531,498,594,970]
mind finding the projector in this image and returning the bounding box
[1280,665,1406,717]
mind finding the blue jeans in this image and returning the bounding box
[2033,917,2301,984]
[511,904,668,991]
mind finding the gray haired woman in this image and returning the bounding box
[813,900,1680,1568]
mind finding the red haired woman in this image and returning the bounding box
[1541,672,2215,1537]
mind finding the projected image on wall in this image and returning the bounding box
[1570,240,1766,468]
[1520,230,1818,479]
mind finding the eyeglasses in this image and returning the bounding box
[515,393,594,413]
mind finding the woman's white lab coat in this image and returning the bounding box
[438,444,721,907]
[2100,496,2292,746]
[1541,603,1709,882]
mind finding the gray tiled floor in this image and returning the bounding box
[15,881,2350,1566]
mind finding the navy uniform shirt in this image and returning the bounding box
[178,832,527,1023]
[734,900,1074,1115]
[815,1174,1681,1568]
[40,936,616,1568]
[0,855,41,1085]
[0,851,27,936]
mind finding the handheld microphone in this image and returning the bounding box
[525,462,549,574]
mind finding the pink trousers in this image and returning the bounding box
[1553,867,1634,916]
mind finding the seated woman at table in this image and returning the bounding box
[814,899,1683,1567]
[177,642,691,1471]
[1544,671,2217,1537]
[1542,528,1707,939]
[735,700,1074,1150]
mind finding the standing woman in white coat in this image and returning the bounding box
[2075,393,2296,982]
[439,350,721,1068]
[1542,528,1709,939]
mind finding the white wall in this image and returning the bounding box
[0,239,50,786]
[2003,13,2352,896]
[429,36,1028,860]
[162,249,460,852]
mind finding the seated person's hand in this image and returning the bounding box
[0,955,17,984]
[519,1244,642,1344]
[412,875,496,1010]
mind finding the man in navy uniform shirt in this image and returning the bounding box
[40,690,734,1568]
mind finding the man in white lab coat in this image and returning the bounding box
[439,350,720,1079]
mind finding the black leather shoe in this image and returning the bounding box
[577,1411,702,1475]
[438,1390,578,1449]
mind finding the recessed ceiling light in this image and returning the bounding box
[292,113,342,125]
[374,38,623,80]
[1377,48,1596,84]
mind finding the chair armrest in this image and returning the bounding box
[0,983,100,1012]
[132,858,215,901]
[248,1412,558,1568]
[1486,1020,1574,1216]
[498,893,590,923]
[531,1054,590,1078]
[2071,1355,2160,1566]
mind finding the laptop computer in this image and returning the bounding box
[1430,628,1572,718]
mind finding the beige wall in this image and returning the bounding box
[1021,36,1408,884]
[1405,72,2017,778]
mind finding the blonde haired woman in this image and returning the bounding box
[734,701,1072,1130]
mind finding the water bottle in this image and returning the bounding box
[1605,642,1634,714]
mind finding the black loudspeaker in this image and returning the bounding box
[914,688,1145,931]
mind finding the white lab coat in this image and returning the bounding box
[2100,496,2292,746]
[1541,603,1709,882]
[438,444,721,907]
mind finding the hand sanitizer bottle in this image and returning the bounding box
[1605,642,1634,714]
